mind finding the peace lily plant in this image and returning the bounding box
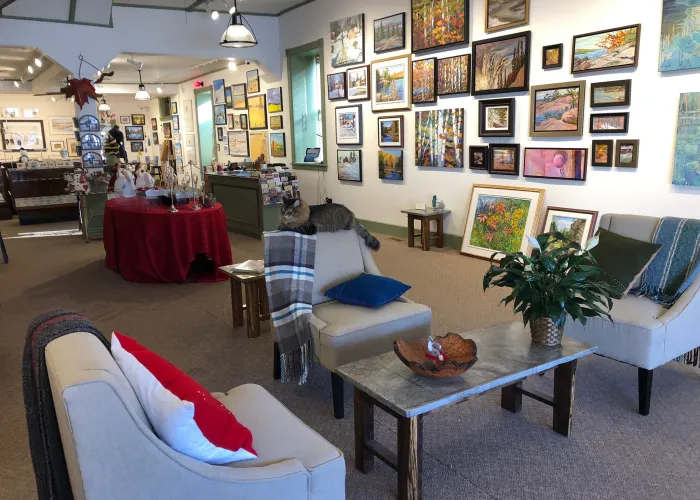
[483,232,620,346]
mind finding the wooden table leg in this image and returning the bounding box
[501,381,523,413]
[398,415,423,500]
[244,282,261,338]
[553,360,577,436]
[407,215,415,248]
[230,279,244,328]
[421,218,430,251]
[258,280,270,321]
[436,216,444,248]
[354,388,375,474]
[273,342,281,380]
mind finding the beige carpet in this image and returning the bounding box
[1,219,699,499]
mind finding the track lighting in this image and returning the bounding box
[220,0,257,48]
[51,96,56,102]
[157,86,163,94]
[27,65,34,74]
[211,10,219,20]
[34,58,42,68]
[13,81,20,88]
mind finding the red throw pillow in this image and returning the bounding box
[111,332,257,464]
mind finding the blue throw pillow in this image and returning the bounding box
[324,273,411,308]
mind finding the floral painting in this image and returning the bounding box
[470,195,531,253]
[572,25,640,73]
[437,55,470,95]
[673,92,700,185]
[659,0,700,72]
[379,150,404,180]
[412,0,467,52]
[412,58,436,103]
[415,108,464,168]
[330,14,364,68]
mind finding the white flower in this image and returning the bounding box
[525,235,541,250]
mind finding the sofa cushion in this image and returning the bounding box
[325,272,411,308]
[312,230,366,305]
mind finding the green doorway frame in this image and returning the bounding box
[194,86,217,169]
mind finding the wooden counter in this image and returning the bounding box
[9,167,79,225]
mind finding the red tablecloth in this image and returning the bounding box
[103,198,233,283]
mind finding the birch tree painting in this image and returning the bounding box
[411,0,467,52]
[415,108,464,168]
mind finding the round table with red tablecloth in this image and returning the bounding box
[103,198,233,283]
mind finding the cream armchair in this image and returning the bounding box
[564,214,700,415]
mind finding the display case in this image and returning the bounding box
[9,167,79,224]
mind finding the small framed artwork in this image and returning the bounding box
[523,147,588,181]
[335,105,362,146]
[267,87,283,113]
[591,140,614,167]
[78,115,100,132]
[213,79,226,104]
[125,126,145,141]
[412,0,467,52]
[151,118,158,131]
[217,127,224,141]
[232,84,247,110]
[489,144,520,176]
[173,115,180,131]
[378,116,403,147]
[374,13,405,53]
[131,114,146,125]
[379,150,403,180]
[233,115,241,130]
[214,104,227,126]
[371,54,412,112]
[225,87,233,108]
[248,95,268,130]
[615,139,639,168]
[246,69,260,94]
[412,58,437,104]
[591,80,632,108]
[572,24,641,74]
[217,143,221,152]
[590,112,629,134]
[437,54,470,96]
[163,122,172,139]
[50,140,64,152]
[327,72,346,101]
[153,132,159,146]
[330,14,365,67]
[530,81,586,137]
[270,115,283,130]
[228,114,234,129]
[472,31,531,96]
[270,132,286,157]
[240,114,249,130]
[542,207,598,248]
[542,43,563,69]
[130,141,144,153]
[347,65,370,102]
[228,130,249,157]
[479,98,515,138]
[469,146,489,170]
[337,150,362,182]
[171,102,178,115]
[485,0,529,33]
[120,116,130,124]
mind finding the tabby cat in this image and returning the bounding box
[279,198,380,250]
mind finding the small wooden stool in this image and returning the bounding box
[219,266,270,338]
[401,208,452,251]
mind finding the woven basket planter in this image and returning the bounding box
[530,317,564,346]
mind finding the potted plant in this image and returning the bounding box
[483,232,619,346]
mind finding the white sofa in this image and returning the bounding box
[564,214,700,415]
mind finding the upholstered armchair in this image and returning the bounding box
[564,214,700,415]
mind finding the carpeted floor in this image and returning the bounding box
[1,219,700,500]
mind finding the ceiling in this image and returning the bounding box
[112,0,311,16]
[0,47,69,93]
[107,53,238,84]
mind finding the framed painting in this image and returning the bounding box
[1,107,19,118]
[153,133,159,146]
[472,31,531,96]
[327,72,347,101]
[246,70,259,94]
[478,98,515,138]
[214,104,227,126]
[415,108,464,168]
[232,84,247,110]
[228,114,235,129]
[131,114,146,125]
[412,0,468,52]
[460,184,545,260]
[572,24,641,74]
[225,87,233,109]
[172,115,180,132]
[660,0,700,72]
[523,147,588,181]
[130,141,144,153]
[270,115,283,130]
[249,131,269,163]
[590,80,632,108]
[233,115,241,130]
[374,13,405,53]
[673,93,700,185]
[590,112,629,134]
[616,139,640,168]
[270,132,286,157]
[542,207,598,248]
[469,146,489,171]
[48,116,73,135]
[488,144,520,176]
[267,87,283,113]
[379,150,404,180]
[217,127,224,142]
[330,14,365,68]
[347,65,370,102]
[119,116,130,124]
[335,105,362,145]
[228,130,249,157]
[378,116,403,147]
[542,43,563,69]
[591,140,614,167]
[213,79,226,104]
[125,126,144,141]
[485,0,529,33]
[50,140,64,152]
[371,54,412,112]
[337,150,362,182]
[530,81,585,137]
[171,102,178,115]
[151,118,158,131]
[163,122,172,139]
[248,95,268,130]
[412,58,437,104]
[437,54,470,96]
[66,138,79,157]
[240,114,249,130]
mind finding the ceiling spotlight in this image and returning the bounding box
[228,61,237,70]
[157,86,163,94]
[229,6,236,14]
[34,58,42,68]
[13,80,20,88]
[221,0,257,48]
[27,65,34,74]
[211,10,219,20]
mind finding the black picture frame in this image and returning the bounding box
[590,112,629,134]
[131,114,146,125]
[478,98,515,137]
[247,95,268,130]
[151,118,158,131]
[330,14,365,68]
[436,54,471,96]
[337,149,363,182]
[590,79,632,108]
[591,140,614,167]
[171,102,178,115]
[130,141,144,153]
[411,57,437,104]
[153,132,159,146]
[571,24,641,75]
[214,104,228,126]
[327,72,347,101]
[471,31,531,96]
[615,139,639,168]
[488,144,521,176]
[232,83,248,110]
[246,69,260,94]
[411,0,469,53]
[172,115,180,132]
[125,126,145,141]
[522,147,588,181]
[542,43,563,69]
[374,12,406,54]
[270,115,283,130]
[335,105,363,146]
[469,146,489,171]
[0,119,46,151]
[225,87,233,109]
[217,127,224,141]
[240,114,249,130]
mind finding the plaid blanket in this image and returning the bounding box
[264,231,316,384]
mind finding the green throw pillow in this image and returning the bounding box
[590,228,663,298]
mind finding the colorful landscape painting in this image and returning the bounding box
[415,108,464,168]
[437,55,470,95]
[412,58,436,103]
[337,109,359,141]
[533,85,581,132]
[593,83,628,105]
[213,79,226,105]
[573,25,640,73]
[270,133,285,157]
[591,115,625,132]
[379,150,404,180]
[492,147,517,173]
[470,195,531,253]
[330,14,364,67]
[248,95,267,130]
[337,150,362,181]
[660,0,700,72]
[595,143,610,164]
[328,73,346,100]
[486,106,509,131]
[524,148,587,180]
[486,0,528,32]
[375,13,405,52]
[545,46,561,66]
[347,67,368,100]
[375,62,406,104]
[412,0,466,52]
[267,88,283,113]
[473,33,529,94]
[673,92,700,185]
[379,118,401,146]
[549,215,587,245]
[232,84,247,110]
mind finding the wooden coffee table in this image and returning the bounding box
[336,322,596,500]
[401,208,451,251]
[219,264,270,338]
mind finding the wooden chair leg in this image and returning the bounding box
[331,372,344,419]
[638,368,653,416]
[273,342,281,380]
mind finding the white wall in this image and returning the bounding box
[280,0,700,237]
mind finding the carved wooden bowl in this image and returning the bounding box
[393,333,478,379]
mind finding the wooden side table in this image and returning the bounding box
[401,209,451,251]
[219,265,270,338]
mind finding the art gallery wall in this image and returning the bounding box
[280,0,700,238]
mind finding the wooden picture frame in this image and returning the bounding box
[378,115,403,147]
[572,24,641,74]
[530,81,586,137]
[50,140,64,152]
[472,31,531,96]
[488,144,520,176]
[327,72,347,101]
[591,140,614,167]
[479,98,515,138]
[485,0,530,33]
[374,12,405,53]
[469,146,489,171]
[523,147,588,181]
[371,54,412,112]
[590,80,632,108]
[542,43,563,69]
[412,0,468,53]
[615,139,639,168]
[590,112,629,134]
[541,207,598,247]
[412,57,437,104]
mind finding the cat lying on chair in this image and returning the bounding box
[279,198,380,250]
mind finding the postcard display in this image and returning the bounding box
[324,1,699,258]
[259,168,300,206]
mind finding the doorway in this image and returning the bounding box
[195,88,216,168]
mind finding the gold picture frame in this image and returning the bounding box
[485,0,530,33]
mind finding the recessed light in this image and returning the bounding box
[34,58,42,67]
[211,10,219,20]
[157,87,163,94]
[228,61,237,70]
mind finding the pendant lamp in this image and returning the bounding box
[135,69,151,101]
[220,0,257,48]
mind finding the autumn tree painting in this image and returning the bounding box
[437,55,470,95]
[412,0,467,52]
[415,108,464,168]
